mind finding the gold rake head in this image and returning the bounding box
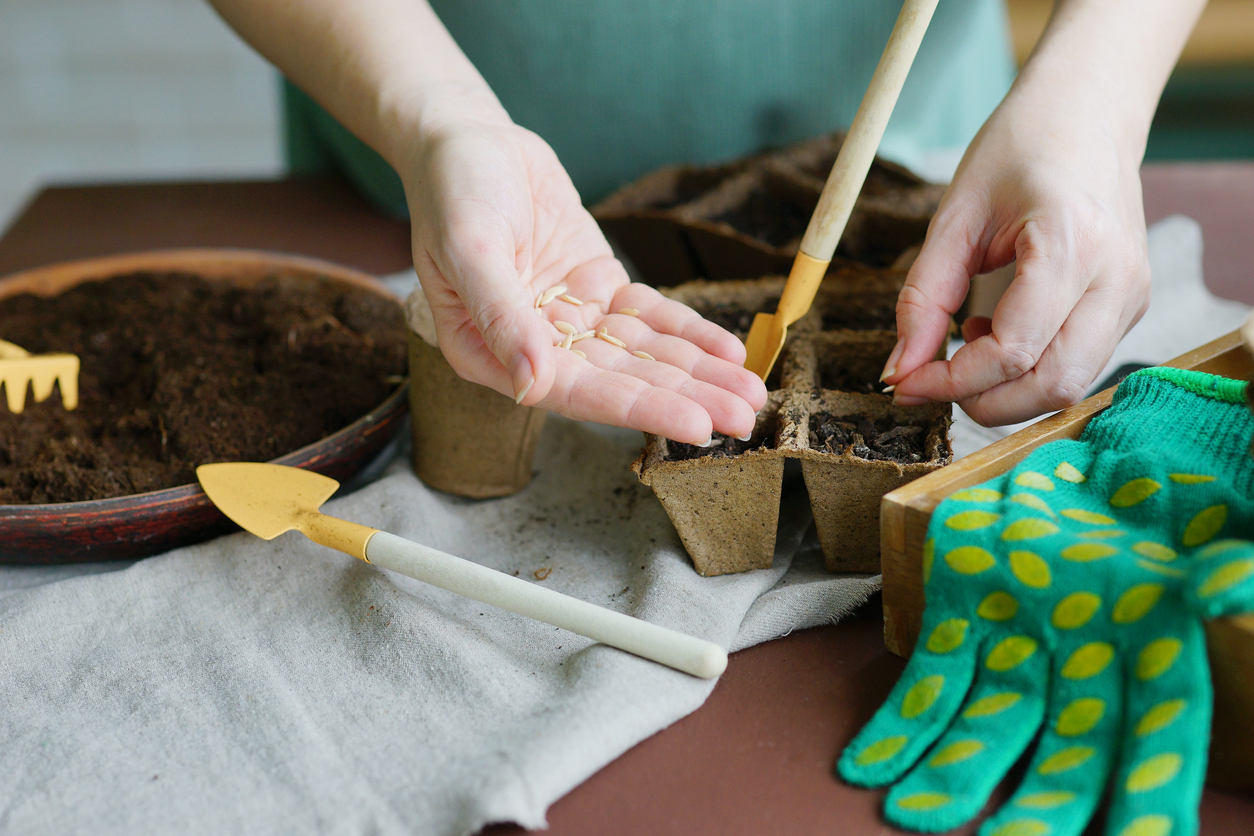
[0,339,80,414]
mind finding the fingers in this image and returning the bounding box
[885,202,986,383]
[892,219,1080,400]
[612,284,750,368]
[597,311,767,414]
[979,637,1124,836]
[880,634,1049,833]
[535,347,715,444]
[570,333,758,439]
[1104,623,1209,836]
[957,285,1129,425]
[900,276,1128,426]
[434,232,560,406]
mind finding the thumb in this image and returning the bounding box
[440,243,558,406]
[884,205,988,386]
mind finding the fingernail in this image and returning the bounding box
[882,384,896,394]
[893,394,931,407]
[736,433,752,442]
[880,339,905,382]
[696,437,713,448]
[511,353,534,405]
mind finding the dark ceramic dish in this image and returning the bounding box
[0,249,409,564]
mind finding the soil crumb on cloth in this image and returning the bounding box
[0,272,406,503]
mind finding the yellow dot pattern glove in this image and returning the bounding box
[839,368,1254,836]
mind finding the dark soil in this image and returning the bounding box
[688,297,780,340]
[819,356,887,395]
[668,431,773,462]
[820,293,898,331]
[810,413,926,463]
[0,272,407,504]
[712,187,814,248]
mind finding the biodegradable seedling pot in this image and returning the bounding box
[782,390,951,573]
[634,274,951,577]
[405,288,546,498]
[592,131,943,285]
[632,397,786,577]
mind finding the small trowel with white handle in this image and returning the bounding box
[196,462,727,679]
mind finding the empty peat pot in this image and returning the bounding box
[0,249,409,564]
[404,287,546,498]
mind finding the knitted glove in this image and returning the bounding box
[839,368,1254,836]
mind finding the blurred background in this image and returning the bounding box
[2,0,1253,234]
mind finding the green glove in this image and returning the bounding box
[839,368,1254,836]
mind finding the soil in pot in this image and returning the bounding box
[711,188,813,248]
[809,413,927,464]
[0,272,406,504]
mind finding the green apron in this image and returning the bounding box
[286,0,1015,216]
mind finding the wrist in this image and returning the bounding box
[377,80,512,175]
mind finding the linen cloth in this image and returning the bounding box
[0,391,876,836]
[0,215,1238,835]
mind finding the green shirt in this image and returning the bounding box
[286,0,1015,216]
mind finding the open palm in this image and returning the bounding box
[404,117,766,444]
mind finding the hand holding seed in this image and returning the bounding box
[403,116,766,443]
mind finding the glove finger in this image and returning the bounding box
[977,637,1125,836]
[1186,538,1254,620]
[1105,622,1210,836]
[882,633,1050,833]
[837,617,983,789]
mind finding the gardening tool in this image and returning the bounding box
[742,0,941,380]
[0,339,79,414]
[196,462,728,679]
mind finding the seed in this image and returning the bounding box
[560,334,573,350]
[632,351,655,361]
[882,384,896,394]
[598,326,608,336]
[598,332,628,349]
[538,285,568,306]
[571,330,595,343]
[616,308,640,317]
[572,349,587,359]
[559,294,584,305]
[554,320,577,335]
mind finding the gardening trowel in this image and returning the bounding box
[196,462,727,679]
[742,0,940,380]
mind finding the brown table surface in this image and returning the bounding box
[2,165,1252,835]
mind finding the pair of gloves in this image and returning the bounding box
[840,368,1254,836]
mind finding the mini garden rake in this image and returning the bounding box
[0,339,79,414]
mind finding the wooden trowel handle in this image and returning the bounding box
[366,532,728,679]
[797,0,941,263]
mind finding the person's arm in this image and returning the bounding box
[206,0,767,444]
[883,0,1208,426]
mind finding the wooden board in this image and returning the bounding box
[880,329,1254,790]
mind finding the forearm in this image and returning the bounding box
[1010,0,1207,162]
[205,0,504,170]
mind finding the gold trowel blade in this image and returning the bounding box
[742,312,787,381]
[197,462,340,540]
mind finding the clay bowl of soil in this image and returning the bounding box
[0,249,409,564]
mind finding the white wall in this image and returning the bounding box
[0,0,282,233]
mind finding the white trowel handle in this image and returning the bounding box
[366,532,728,679]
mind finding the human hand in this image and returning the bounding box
[839,369,1254,836]
[398,103,767,444]
[882,83,1151,427]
